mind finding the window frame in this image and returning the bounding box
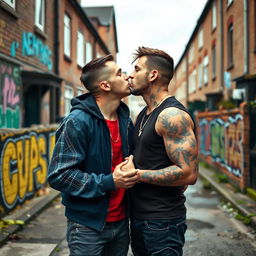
[2,0,15,8]
[203,55,209,85]
[227,0,233,7]
[212,1,217,30]
[64,85,74,116]
[212,45,216,79]
[85,41,93,64]
[77,30,85,67]
[227,24,234,68]
[198,61,204,89]
[64,13,71,58]
[35,0,45,31]
[198,29,204,50]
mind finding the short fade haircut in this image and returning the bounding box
[80,54,114,94]
[133,46,174,84]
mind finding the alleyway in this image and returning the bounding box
[0,177,255,256]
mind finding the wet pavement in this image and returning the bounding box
[184,179,256,256]
[0,177,256,255]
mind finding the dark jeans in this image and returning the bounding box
[67,219,129,256]
[130,216,187,256]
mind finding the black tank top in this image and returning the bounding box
[130,96,194,219]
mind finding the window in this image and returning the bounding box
[198,29,204,49]
[85,42,93,64]
[203,56,209,85]
[212,45,216,78]
[175,82,186,101]
[64,86,74,116]
[35,0,45,31]
[77,31,84,67]
[189,69,197,93]
[2,0,15,8]
[188,46,194,64]
[77,87,84,96]
[212,1,217,30]
[64,14,71,57]
[227,0,233,7]
[227,24,233,67]
[96,53,102,58]
[198,62,203,89]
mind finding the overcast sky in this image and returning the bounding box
[81,0,208,73]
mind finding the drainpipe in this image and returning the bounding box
[219,0,224,91]
[54,0,60,75]
[243,0,249,74]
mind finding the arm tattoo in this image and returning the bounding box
[140,166,184,186]
[169,147,192,166]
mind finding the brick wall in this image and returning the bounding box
[0,0,55,72]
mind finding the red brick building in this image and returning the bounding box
[0,0,119,127]
[171,0,256,112]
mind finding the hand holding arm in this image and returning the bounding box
[113,159,138,189]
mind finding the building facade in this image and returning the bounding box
[0,0,119,127]
[172,0,256,112]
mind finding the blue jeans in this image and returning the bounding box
[130,216,187,256]
[67,219,129,256]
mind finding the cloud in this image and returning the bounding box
[81,0,207,72]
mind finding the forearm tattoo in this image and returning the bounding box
[140,166,184,186]
[142,108,199,186]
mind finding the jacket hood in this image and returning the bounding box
[70,93,130,119]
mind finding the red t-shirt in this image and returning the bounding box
[105,119,126,222]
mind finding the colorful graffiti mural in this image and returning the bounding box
[196,102,251,191]
[0,60,22,128]
[199,114,244,177]
[0,127,56,213]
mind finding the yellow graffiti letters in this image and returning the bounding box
[2,141,18,206]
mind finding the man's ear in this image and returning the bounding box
[149,70,158,82]
[99,81,111,92]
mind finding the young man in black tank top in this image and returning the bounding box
[123,47,199,256]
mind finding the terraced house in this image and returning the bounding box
[170,0,256,191]
[0,0,118,215]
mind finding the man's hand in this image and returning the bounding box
[113,159,138,189]
[121,155,136,172]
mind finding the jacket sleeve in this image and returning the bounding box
[128,118,134,155]
[47,117,116,198]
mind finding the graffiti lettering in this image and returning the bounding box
[2,76,20,112]
[0,129,56,211]
[22,32,52,70]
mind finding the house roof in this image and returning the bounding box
[83,6,119,52]
[70,0,110,55]
[84,6,114,26]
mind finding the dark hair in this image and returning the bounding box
[80,54,114,94]
[133,46,174,84]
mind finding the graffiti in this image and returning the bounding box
[0,128,56,211]
[199,114,244,177]
[22,32,52,70]
[0,106,21,128]
[0,19,6,47]
[9,32,53,70]
[0,60,22,128]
